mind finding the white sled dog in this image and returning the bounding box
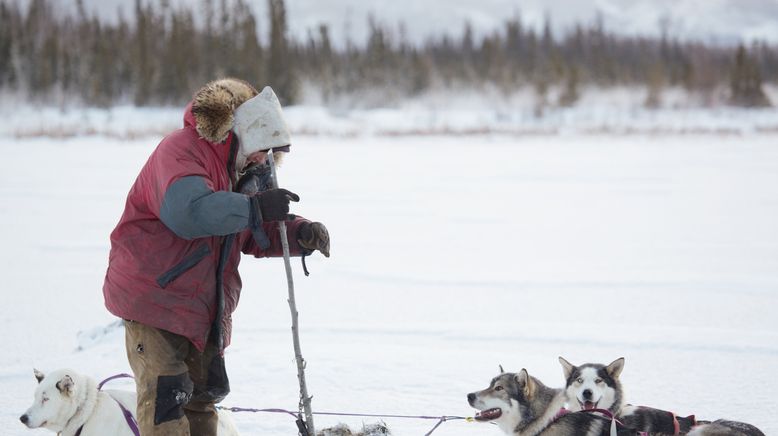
[467,366,637,435]
[20,368,239,436]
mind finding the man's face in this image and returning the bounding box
[246,150,268,166]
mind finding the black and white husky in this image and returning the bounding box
[559,357,698,434]
[559,357,763,436]
[467,367,637,435]
[559,357,625,413]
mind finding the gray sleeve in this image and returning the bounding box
[160,176,250,239]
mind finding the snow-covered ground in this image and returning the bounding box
[4,86,778,139]
[1,121,778,434]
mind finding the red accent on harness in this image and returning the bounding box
[581,408,650,436]
[553,408,570,420]
[671,411,680,436]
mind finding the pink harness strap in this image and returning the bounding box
[671,411,680,436]
[582,408,625,425]
[581,408,650,436]
[527,408,654,436]
[553,408,570,420]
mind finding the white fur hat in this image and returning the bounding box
[233,86,291,169]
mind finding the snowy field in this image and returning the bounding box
[3,86,778,139]
[1,128,778,435]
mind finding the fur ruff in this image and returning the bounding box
[515,389,568,436]
[60,376,99,436]
[192,78,258,144]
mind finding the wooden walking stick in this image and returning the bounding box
[267,149,315,436]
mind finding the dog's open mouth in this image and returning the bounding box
[579,400,598,410]
[475,408,502,421]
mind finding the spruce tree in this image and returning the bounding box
[233,0,263,87]
[158,10,196,104]
[644,62,664,109]
[558,64,580,107]
[730,45,771,107]
[316,24,335,102]
[133,0,153,105]
[0,2,16,87]
[410,50,432,95]
[267,0,298,105]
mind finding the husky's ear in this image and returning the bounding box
[606,357,625,379]
[515,368,536,399]
[34,369,45,383]
[558,357,576,380]
[677,415,697,431]
[56,375,74,396]
[499,364,505,374]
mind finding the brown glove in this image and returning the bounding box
[297,222,330,257]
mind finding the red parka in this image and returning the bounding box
[103,79,307,352]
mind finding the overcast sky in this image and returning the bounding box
[34,0,778,46]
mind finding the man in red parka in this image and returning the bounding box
[103,78,329,435]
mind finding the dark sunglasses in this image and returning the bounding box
[268,145,290,153]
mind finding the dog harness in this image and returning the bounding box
[582,408,623,436]
[670,411,680,435]
[547,408,650,436]
[74,374,139,436]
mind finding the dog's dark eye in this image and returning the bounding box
[576,378,583,384]
[495,386,504,391]
[595,379,603,384]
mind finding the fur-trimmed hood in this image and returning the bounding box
[187,78,290,171]
[190,78,258,144]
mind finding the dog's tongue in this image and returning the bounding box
[584,401,596,410]
[475,408,503,421]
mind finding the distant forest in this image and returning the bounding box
[0,0,774,108]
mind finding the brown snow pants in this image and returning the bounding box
[124,320,230,436]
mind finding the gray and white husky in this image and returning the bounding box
[467,367,636,435]
[20,368,239,436]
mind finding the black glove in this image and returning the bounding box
[236,163,272,195]
[250,188,299,222]
[297,222,330,257]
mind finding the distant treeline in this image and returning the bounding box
[0,0,773,108]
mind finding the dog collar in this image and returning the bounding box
[59,404,84,436]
